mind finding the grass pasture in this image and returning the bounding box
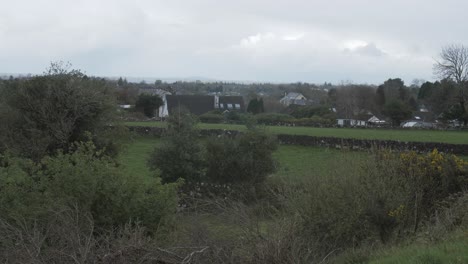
[120,136,467,181]
[272,145,367,181]
[120,137,158,178]
[125,121,468,145]
[120,136,366,182]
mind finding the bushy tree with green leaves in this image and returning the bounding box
[289,105,334,119]
[206,128,277,187]
[0,141,178,230]
[148,108,206,183]
[135,93,164,118]
[382,100,413,126]
[247,98,264,114]
[0,62,122,160]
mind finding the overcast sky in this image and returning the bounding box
[1,0,467,84]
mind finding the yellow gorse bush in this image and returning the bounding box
[453,155,468,171]
[389,149,468,232]
[399,149,467,175]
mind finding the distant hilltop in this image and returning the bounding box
[0,73,261,84]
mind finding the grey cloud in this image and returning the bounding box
[1,0,467,84]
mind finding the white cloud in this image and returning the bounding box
[240,33,276,47]
[343,40,369,50]
[343,41,386,57]
[282,33,305,41]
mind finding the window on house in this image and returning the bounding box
[227,104,233,109]
[235,104,240,109]
[220,103,224,108]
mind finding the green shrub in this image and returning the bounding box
[255,113,293,124]
[289,105,333,118]
[0,141,179,230]
[205,128,278,193]
[0,63,121,160]
[135,93,163,118]
[148,108,206,183]
[199,113,224,123]
[397,150,464,233]
[292,115,335,126]
[247,98,264,114]
[282,149,468,255]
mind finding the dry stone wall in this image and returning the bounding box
[128,126,468,155]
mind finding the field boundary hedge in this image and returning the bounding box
[128,126,468,155]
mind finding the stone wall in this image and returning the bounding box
[276,134,468,155]
[128,126,468,155]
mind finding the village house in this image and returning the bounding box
[279,92,307,106]
[336,111,385,127]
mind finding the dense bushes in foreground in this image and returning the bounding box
[163,149,468,263]
[0,63,124,160]
[290,149,468,252]
[0,141,179,231]
[1,143,467,263]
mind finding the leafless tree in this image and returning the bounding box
[434,44,468,125]
[434,45,468,84]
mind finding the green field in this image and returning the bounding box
[272,144,367,181]
[120,136,364,181]
[125,121,468,145]
[120,137,158,178]
[120,136,467,180]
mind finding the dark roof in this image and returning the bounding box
[336,111,353,119]
[166,95,214,115]
[336,112,373,121]
[218,96,245,111]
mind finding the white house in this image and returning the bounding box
[337,113,385,127]
[280,92,307,106]
[337,118,368,127]
[367,115,386,125]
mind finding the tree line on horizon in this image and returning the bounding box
[2,45,467,126]
[110,45,468,126]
